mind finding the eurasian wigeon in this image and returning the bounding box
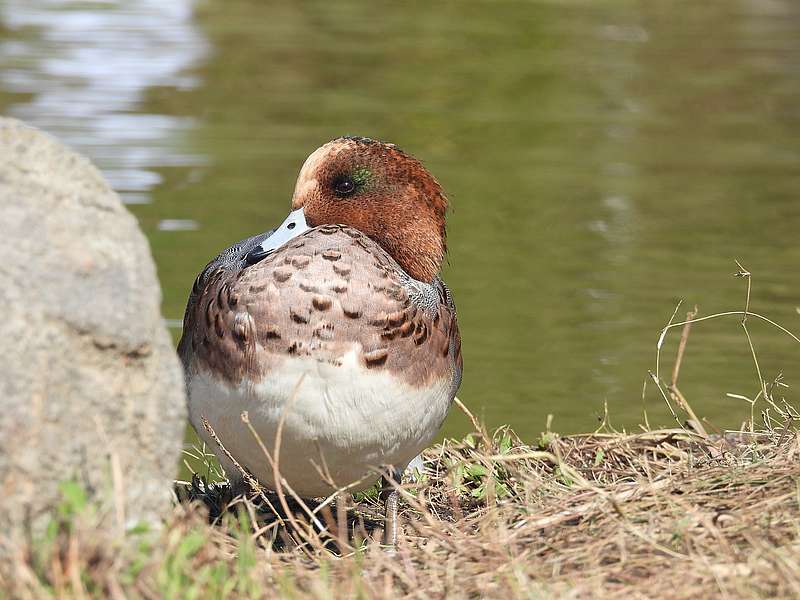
[178,136,462,545]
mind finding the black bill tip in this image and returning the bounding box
[245,247,271,266]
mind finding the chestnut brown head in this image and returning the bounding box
[252,137,449,282]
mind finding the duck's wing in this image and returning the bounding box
[177,229,273,369]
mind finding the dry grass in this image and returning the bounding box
[2,420,800,599]
[3,264,800,599]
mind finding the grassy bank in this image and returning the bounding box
[4,271,799,598]
[3,413,799,599]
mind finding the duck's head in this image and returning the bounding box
[253,136,449,283]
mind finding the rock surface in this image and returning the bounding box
[0,117,186,532]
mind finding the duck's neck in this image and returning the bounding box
[376,216,444,283]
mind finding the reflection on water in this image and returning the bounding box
[1,0,799,438]
[0,0,207,204]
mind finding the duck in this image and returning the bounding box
[178,136,462,545]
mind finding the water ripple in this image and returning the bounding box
[0,0,209,204]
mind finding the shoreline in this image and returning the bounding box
[4,418,798,599]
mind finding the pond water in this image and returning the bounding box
[2,0,799,440]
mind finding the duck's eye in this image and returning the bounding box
[333,175,356,197]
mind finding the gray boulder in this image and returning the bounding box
[0,117,186,533]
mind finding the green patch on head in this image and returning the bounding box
[352,166,372,189]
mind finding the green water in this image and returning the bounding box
[2,0,799,439]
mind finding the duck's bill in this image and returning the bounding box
[245,208,310,265]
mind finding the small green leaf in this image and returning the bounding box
[128,522,151,536]
[176,530,206,562]
[537,432,556,450]
[471,485,486,499]
[594,449,605,466]
[495,482,510,498]
[465,464,488,479]
[58,480,87,518]
[555,466,573,487]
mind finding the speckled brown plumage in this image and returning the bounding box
[179,225,462,392]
